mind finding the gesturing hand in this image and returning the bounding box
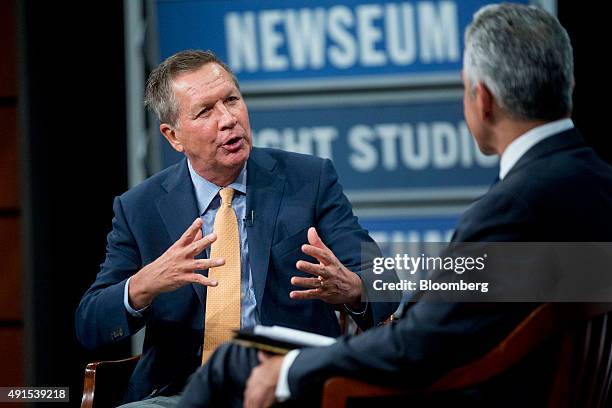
[128,218,224,309]
[290,227,362,307]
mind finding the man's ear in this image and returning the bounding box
[160,123,184,153]
[475,82,494,122]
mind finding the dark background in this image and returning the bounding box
[6,1,609,407]
[17,1,131,404]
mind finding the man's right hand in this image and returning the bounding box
[128,218,224,309]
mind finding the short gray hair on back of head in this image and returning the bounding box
[463,3,573,121]
[144,49,240,126]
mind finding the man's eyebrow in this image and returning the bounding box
[189,84,237,114]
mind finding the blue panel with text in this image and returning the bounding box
[156,0,529,90]
[248,97,498,199]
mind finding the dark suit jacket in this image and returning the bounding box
[75,147,397,402]
[287,128,612,404]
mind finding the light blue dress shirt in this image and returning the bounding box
[124,160,259,330]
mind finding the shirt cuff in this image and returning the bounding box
[124,276,149,317]
[275,349,300,402]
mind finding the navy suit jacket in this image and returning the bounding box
[287,128,612,404]
[75,147,397,402]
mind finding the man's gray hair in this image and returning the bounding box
[463,3,573,121]
[144,50,239,126]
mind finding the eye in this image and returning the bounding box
[226,95,240,104]
[197,107,212,118]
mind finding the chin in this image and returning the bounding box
[226,148,250,167]
[479,146,498,155]
[473,138,496,155]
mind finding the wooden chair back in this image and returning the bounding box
[80,355,140,408]
[322,303,612,408]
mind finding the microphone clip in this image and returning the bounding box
[245,210,255,227]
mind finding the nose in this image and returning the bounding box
[216,102,237,130]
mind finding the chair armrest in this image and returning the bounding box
[81,355,141,408]
[321,377,409,408]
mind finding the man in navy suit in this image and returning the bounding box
[179,4,612,407]
[75,50,397,405]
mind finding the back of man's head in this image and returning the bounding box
[463,4,573,121]
[144,49,239,126]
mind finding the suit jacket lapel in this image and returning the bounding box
[156,159,206,306]
[246,148,286,313]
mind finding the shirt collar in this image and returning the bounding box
[187,160,247,215]
[499,118,574,180]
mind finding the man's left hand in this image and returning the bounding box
[290,227,363,308]
[244,352,283,408]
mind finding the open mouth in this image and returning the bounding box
[222,136,243,152]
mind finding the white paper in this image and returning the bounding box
[253,325,337,347]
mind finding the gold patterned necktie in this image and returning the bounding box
[202,187,241,363]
